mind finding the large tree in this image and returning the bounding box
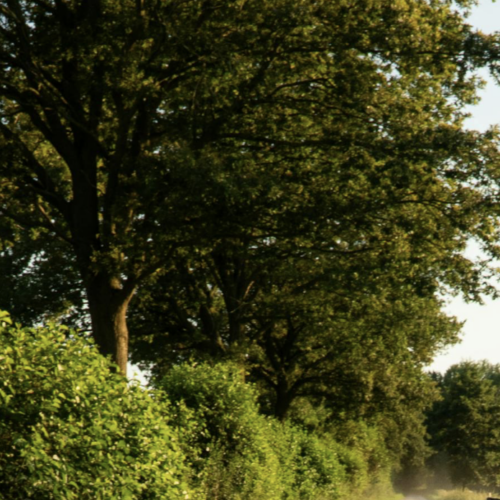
[126,234,461,474]
[1,0,500,375]
[128,236,461,420]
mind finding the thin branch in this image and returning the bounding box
[0,121,72,224]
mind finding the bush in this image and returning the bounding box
[0,312,192,500]
[0,312,403,500]
[328,419,397,495]
[156,362,356,500]
[279,425,350,500]
[155,362,284,499]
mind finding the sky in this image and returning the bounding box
[427,0,500,372]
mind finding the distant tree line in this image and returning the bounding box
[422,361,500,493]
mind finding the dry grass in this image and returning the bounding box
[429,489,494,500]
[348,487,404,500]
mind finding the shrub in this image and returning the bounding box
[155,362,284,499]
[279,425,350,500]
[156,362,355,500]
[0,312,192,500]
[328,418,397,495]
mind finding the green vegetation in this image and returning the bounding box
[0,315,403,499]
[7,313,500,499]
[0,312,191,500]
[1,0,500,376]
[426,361,500,492]
[157,362,354,499]
[2,0,500,498]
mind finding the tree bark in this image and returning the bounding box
[275,377,292,421]
[86,275,135,376]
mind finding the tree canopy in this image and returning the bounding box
[1,0,500,379]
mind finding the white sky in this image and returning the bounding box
[427,0,500,372]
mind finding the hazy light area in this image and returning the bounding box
[128,363,149,386]
[427,0,500,373]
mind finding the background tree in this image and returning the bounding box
[0,222,85,326]
[427,361,500,491]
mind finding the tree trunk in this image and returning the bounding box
[275,377,292,421]
[86,275,135,376]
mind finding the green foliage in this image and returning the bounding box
[2,0,500,375]
[156,362,286,499]
[327,419,396,492]
[0,314,407,499]
[427,361,500,491]
[0,313,192,500]
[3,1,500,494]
[155,362,368,500]
[0,231,85,328]
[281,427,355,500]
